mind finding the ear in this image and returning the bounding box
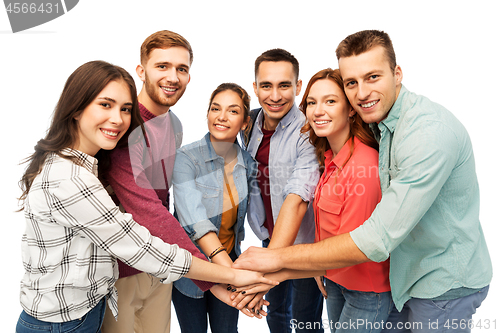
[295,79,303,96]
[348,106,356,118]
[74,110,82,121]
[241,115,250,130]
[136,64,145,82]
[394,65,403,86]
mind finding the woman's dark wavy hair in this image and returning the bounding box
[207,82,251,142]
[18,60,143,208]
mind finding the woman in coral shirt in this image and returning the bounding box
[299,68,392,333]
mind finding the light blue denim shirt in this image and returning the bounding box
[243,104,319,245]
[350,85,492,311]
[172,133,259,298]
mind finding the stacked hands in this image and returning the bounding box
[213,246,284,319]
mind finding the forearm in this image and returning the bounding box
[266,268,325,282]
[277,233,369,271]
[186,257,236,285]
[268,194,307,249]
[197,232,233,267]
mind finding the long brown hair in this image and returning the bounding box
[18,60,143,207]
[299,68,377,172]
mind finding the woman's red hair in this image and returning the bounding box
[299,68,378,173]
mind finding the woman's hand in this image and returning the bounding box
[230,268,279,288]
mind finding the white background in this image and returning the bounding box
[1,1,499,332]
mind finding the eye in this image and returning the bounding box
[326,99,335,104]
[369,74,379,80]
[280,84,291,89]
[210,107,219,112]
[306,101,315,106]
[100,102,111,108]
[121,106,132,113]
[345,81,356,88]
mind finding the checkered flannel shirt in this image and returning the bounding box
[20,149,192,322]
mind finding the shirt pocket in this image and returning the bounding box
[316,196,344,235]
[195,181,221,219]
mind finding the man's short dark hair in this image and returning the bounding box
[254,48,299,81]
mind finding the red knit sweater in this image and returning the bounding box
[106,103,213,291]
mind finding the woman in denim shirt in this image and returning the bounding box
[172,83,266,333]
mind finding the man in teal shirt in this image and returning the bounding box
[234,30,492,332]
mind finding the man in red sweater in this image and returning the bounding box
[101,30,216,333]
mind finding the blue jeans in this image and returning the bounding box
[381,285,489,333]
[16,297,106,333]
[263,240,324,333]
[172,285,239,333]
[324,279,393,333]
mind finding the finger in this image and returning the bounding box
[247,291,266,309]
[232,285,267,295]
[239,307,254,318]
[231,291,248,305]
[258,276,280,286]
[235,294,256,310]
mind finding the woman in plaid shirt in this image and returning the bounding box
[16,61,277,333]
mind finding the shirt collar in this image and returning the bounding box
[255,103,300,132]
[60,148,99,176]
[139,102,171,121]
[324,136,360,170]
[201,132,246,169]
[378,84,408,134]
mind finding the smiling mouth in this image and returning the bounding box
[266,103,286,110]
[314,120,331,125]
[161,86,177,93]
[214,124,229,130]
[101,129,119,137]
[360,100,378,108]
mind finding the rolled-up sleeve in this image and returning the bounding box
[350,120,459,262]
[282,134,319,202]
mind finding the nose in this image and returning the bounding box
[165,67,179,83]
[109,107,124,126]
[313,102,327,117]
[270,87,281,102]
[217,109,228,121]
[357,82,370,101]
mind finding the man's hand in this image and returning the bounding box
[314,276,327,299]
[232,246,283,273]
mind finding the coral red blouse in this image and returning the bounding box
[313,137,390,292]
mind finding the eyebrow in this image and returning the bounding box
[97,97,133,105]
[211,102,242,109]
[259,80,293,86]
[343,70,382,84]
[155,61,190,69]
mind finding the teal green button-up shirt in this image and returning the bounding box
[350,85,492,311]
